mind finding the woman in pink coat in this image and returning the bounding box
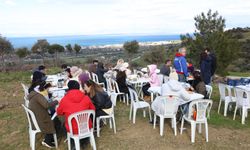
[142,64,160,96]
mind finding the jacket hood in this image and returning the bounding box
[168,80,182,91]
[175,53,184,57]
[147,64,157,75]
[66,90,86,103]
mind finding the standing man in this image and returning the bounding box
[160,59,172,76]
[205,48,217,80]
[174,47,188,82]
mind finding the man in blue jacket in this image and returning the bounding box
[174,47,188,82]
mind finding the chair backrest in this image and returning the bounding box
[205,85,213,99]
[155,96,179,116]
[111,79,121,93]
[187,99,213,122]
[109,92,118,107]
[24,96,29,107]
[128,87,140,103]
[218,83,233,100]
[92,73,99,83]
[67,110,95,137]
[105,77,112,92]
[157,74,164,86]
[21,104,41,132]
[234,87,250,107]
[85,70,92,79]
[21,83,29,98]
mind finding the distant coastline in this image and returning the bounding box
[7,34,181,48]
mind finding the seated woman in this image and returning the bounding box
[83,79,112,118]
[57,80,96,135]
[116,67,129,95]
[142,64,160,97]
[28,80,59,148]
[65,68,73,79]
[191,70,207,98]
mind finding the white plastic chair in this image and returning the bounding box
[180,99,213,143]
[111,79,129,105]
[153,96,179,136]
[157,74,164,86]
[91,73,99,83]
[97,92,117,137]
[233,87,250,124]
[24,96,29,107]
[21,83,29,98]
[67,110,96,150]
[128,88,152,124]
[105,77,112,92]
[218,83,236,116]
[22,104,58,150]
[92,72,105,87]
[205,85,213,99]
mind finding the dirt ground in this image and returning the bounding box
[1,102,250,150]
[0,78,250,150]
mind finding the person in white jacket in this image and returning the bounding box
[152,79,191,116]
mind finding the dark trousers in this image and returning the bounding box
[142,83,151,96]
[44,134,54,143]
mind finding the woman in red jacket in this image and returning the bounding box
[56,80,96,135]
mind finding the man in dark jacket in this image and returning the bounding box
[160,59,171,76]
[200,52,212,85]
[204,48,217,83]
[174,47,188,82]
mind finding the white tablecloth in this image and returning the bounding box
[48,86,68,93]
[127,77,150,85]
[236,85,250,92]
[46,75,65,86]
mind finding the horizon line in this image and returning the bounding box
[4,33,186,38]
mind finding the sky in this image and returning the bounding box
[0,0,249,37]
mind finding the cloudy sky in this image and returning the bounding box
[0,0,249,37]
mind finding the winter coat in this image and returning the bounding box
[56,90,96,134]
[91,91,112,113]
[160,65,170,76]
[28,91,58,134]
[116,71,129,94]
[148,64,160,87]
[161,80,191,101]
[200,56,212,85]
[192,80,207,97]
[96,64,108,84]
[173,53,188,77]
[210,53,217,76]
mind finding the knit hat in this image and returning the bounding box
[67,80,80,90]
[32,71,47,83]
[78,73,90,85]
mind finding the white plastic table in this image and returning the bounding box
[127,77,150,97]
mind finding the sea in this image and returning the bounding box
[7,34,180,48]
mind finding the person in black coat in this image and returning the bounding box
[96,62,108,85]
[205,48,217,76]
[116,70,129,94]
[83,80,112,117]
[200,52,212,85]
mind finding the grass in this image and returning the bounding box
[228,72,250,77]
[0,69,250,149]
